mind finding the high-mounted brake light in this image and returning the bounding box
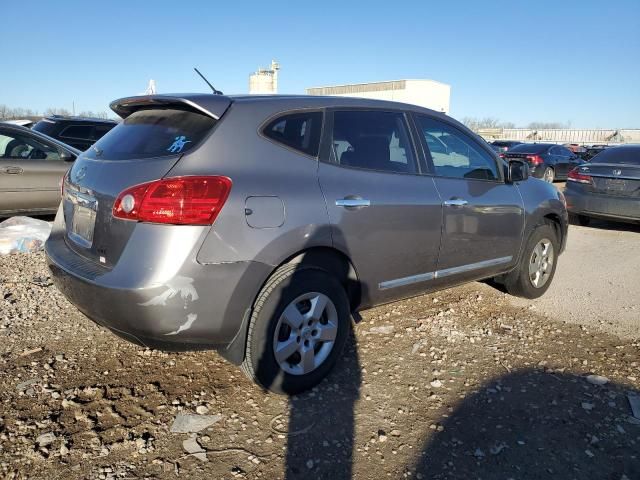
[526,154,544,165]
[113,176,232,225]
[567,167,592,185]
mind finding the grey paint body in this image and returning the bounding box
[45,94,568,364]
[0,124,80,216]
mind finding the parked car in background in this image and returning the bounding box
[0,123,80,216]
[503,143,583,182]
[490,140,522,152]
[2,119,35,128]
[46,94,568,394]
[582,144,609,162]
[32,116,117,151]
[565,144,640,225]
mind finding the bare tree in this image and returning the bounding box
[462,117,516,131]
[44,107,72,117]
[78,111,110,119]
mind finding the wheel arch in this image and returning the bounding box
[218,246,361,365]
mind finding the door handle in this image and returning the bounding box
[443,198,468,207]
[2,166,23,175]
[336,197,371,208]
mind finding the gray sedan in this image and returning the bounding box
[565,145,640,225]
[0,123,79,216]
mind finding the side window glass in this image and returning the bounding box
[331,110,417,174]
[416,116,498,181]
[0,133,60,160]
[262,111,323,156]
[60,125,93,140]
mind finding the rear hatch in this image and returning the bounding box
[62,95,231,268]
[578,163,640,198]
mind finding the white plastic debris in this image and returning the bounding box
[586,374,610,386]
[170,413,222,433]
[0,217,52,255]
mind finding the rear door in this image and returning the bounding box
[317,109,442,306]
[413,114,525,283]
[0,127,69,213]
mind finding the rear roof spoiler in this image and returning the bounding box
[110,94,232,120]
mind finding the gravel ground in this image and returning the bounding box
[511,218,640,340]
[1,252,639,480]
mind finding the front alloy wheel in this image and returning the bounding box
[528,239,554,288]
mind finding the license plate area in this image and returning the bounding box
[67,192,97,248]
[604,178,627,192]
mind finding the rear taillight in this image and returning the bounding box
[567,167,592,185]
[113,176,232,225]
[526,155,544,165]
[499,153,505,158]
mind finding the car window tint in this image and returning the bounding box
[60,125,94,140]
[84,108,217,160]
[0,132,61,160]
[263,111,322,156]
[416,116,498,180]
[92,124,115,140]
[331,110,417,174]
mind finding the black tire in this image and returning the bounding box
[543,167,555,183]
[241,264,351,395]
[569,213,591,226]
[503,224,559,299]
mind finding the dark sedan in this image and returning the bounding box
[490,140,522,152]
[0,123,79,216]
[503,143,583,182]
[564,145,640,225]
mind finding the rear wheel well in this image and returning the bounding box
[285,247,361,312]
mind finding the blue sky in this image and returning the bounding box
[3,0,639,127]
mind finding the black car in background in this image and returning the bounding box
[564,145,640,226]
[503,143,583,182]
[490,140,522,152]
[32,116,117,151]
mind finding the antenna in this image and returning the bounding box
[194,67,223,95]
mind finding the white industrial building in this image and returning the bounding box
[306,79,451,113]
[249,60,280,94]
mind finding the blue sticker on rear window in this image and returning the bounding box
[167,136,191,153]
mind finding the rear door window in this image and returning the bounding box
[60,125,93,140]
[85,108,217,160]
[331,110,417,174]
[262,111,323,156]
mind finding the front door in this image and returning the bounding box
[413,115,525,283]
[318,109,443,307]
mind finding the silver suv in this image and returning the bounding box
[46,94,568,394]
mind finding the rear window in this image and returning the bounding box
[508,143,551,154]
[591,147,640,165]
[85,108,216,160]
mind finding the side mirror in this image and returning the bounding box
[60,149,76,162]
[507,159,529,183]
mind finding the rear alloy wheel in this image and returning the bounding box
[543,167,555,183]
[503,224,559,299]
[241,264,350,395]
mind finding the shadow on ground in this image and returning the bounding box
[412,369,640,479]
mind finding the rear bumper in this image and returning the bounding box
[565,188,640,222]
[45,221,272,361]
